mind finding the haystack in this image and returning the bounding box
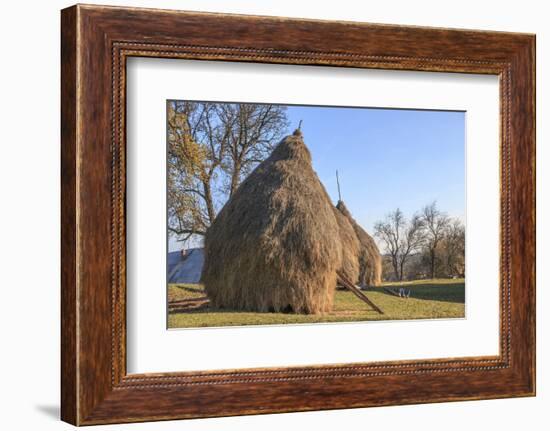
[333,208,360,283]
[202,130,343,314]
[336,200,383,287]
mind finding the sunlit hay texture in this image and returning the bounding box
[202,131,343,314]
[336,200,383,287]
[333,207,361,285]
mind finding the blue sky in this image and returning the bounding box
[285,105,465,234]
[168,104,465,252]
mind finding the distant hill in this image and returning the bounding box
[167,248,204,284]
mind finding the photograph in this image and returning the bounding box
[46,1,536,426]
[166,101,466,329]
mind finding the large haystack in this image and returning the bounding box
[336,200,383,287]
[202,131,343,314]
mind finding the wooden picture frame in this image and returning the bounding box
[61,4,535,425]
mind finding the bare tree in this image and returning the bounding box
[420,201,450,279]
[442,218,465,277]
[167,102,222,241]
[217,103,289,197]
[399,214,426,279]
[167,101,289,245]
[374,209,425,281]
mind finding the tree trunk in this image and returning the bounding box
[202,180,216,224]
[229,160,241,197]
[430,249,436,279]
[392,256,400,281]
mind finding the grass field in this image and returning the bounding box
[167,278,465,329]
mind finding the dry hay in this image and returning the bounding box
[333,207,360,284]
[202,131,343,314]
[336,200,383,287]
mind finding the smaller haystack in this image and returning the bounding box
[336,200,383,287]
[333,208,360,284]
[202,130,343,314]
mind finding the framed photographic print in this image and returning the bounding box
[61,4,536,425]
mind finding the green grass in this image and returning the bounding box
[168,278,465,329]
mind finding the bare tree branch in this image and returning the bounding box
[167,101,289,247]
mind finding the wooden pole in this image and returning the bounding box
[337,271,384,314]
[336,170,342,202]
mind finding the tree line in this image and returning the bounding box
[374,202,465,281]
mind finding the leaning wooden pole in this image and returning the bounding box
[336,271,384,314]
[336,170,342,202]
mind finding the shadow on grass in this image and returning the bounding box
[372,280,465,304]
[169,297,210,314]
[176,284,205,294]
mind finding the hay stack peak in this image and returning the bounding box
[202,133,342,314]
